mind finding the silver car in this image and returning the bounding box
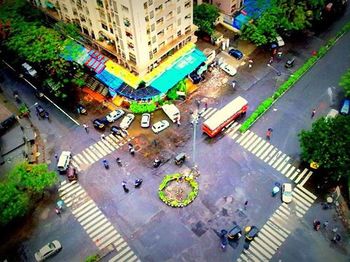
[106,109,125,122]
[35,240,62,261]
[120,113,135,129]
[152,120,170,133]
[141,113,151,128]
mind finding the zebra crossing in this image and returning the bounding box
[58,180,140,262]
[225,123,313,186]
[237,185,317,262]
[70,132,134,172]
[200,107,313,186]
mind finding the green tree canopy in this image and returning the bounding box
[299,115,350,181]
[0,162,57,226]
[193,3,220,36]
[339,69,350,97]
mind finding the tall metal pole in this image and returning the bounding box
[192,111,199,169]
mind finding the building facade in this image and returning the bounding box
[30,0,197,76]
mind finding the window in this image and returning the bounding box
[145,16,149,22]
[166,11,173,20]
[155,4,162,12]
[177,6,181,14]
[126,31,133,39]
[129,53,136,63]
[128,42,134,49]
[80,15,86,22]
[144,2,148,9]
[166,24,173,31]
[153,48,157,54]
[157,29,164,37]
[165,0,171,4]
[177,30,181,36]
[150,11,154,19]
[185,14,191,20]
[73,9,78,16]
[121,5,129,12]
[123,18,130,27]
[101,23,108,30]
[184,1,191,8]
[159,41,165,49]
[148,41,151,46]
[148,0,153,5]
[149,51,153,59]
[185,25,191,33]
[156,18,164,25]
[167,35,173,42]
[177,18,181,26]
[110,28,114,33]
[151,23,155,31]
[152,36,156,43]
[96,0,103,7]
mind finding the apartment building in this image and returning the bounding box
[195,0,243,15]
[30,0,197,76]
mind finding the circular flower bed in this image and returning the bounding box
[158,173,199,207]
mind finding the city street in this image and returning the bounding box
[1,5,350,262]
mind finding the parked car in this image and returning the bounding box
[340,99,350,115]
[276,35,285,47]
[151,120,170,134]
[57,151,72,173]
[120,113,135,129]
[92,119,105,130]
[228,48,243,60]
[106,109,125,122]
[111,125,123,136]
[188,71,202,84]
[227,223,242,240]
[282,183,293,204]
[285,58,295,68]
[67,167,78,181]
[141,113,151,128]
[34,240,62,262]
[220,63,237,76]
[245,226,259,241]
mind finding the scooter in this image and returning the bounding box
[313,220,321,231]
[102,159,109,169]
[135,179,143,188]
[116,158,122,167]
[272,186,280,197]
[129,147,135,156]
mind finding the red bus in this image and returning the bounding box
[202,96,248,137]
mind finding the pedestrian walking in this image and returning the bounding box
[311,109,316,118]
[55,207,61,216]
[244,200,248,210]
[332,227,338,233]
[83,124,88,133]
[205,102,208,110]
[176,117,181,127]
[248,59,253,68]
[122,181,129,193]
[266,128,273,140]
[54,153,58,161]
[323,221,329,228]
[268,57,274,64]
[101,134,105,140]
[196,99,201,109]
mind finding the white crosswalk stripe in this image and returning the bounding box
[237,185,317,262]
[58,181,139,260]
[201,107,217,119]
[228,130,314,185]
[66,134,134,172]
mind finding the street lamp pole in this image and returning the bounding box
[192,110,200,170]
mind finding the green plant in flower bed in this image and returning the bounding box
[158,173,199,207]
[129,101,157,114]
[240,21,350,133]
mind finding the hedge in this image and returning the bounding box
[129,101,157,114]
[239,21,350,133]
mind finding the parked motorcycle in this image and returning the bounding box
[153,158,161,168]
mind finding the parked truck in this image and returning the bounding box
[161,104,180,123]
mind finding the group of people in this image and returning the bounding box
[313,219,341,243]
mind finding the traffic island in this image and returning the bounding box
[158,173,199,207]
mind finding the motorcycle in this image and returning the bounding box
[135,179,143,188]
[129,147,135,156]
[272,186,280,197]
[102,159,109,169]
[153,158,161,168]
[219,229,228,251]
[122,181,129,193]
[116,157,122,167]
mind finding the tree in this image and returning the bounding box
[339,69,350,97]
[193,3,219,36]
[0,162,57,226]
[8,163,57,195]
[0,182,29,226]
[299,115,350,181]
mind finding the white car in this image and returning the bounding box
[106,109,125,122]
[120,113,135,129]
[35,240,62,262]
[282,183,293,203]
[152,120,170,134]
[276,35,285,47]
[141,113,151,128]
[220,63,237,76]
